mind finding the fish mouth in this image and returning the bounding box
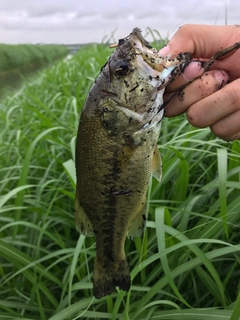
[129,29,165,80]
[126,28,190,85]
[111,28,187,86]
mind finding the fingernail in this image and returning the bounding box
[182,61,204,81]
[159,45,170,56]
[214,70,229,86]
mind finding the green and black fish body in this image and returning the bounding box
[75,28,192,299]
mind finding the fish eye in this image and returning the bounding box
[113,60,130,76]
[118,39,124,45]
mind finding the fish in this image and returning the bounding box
[74,27,192,299]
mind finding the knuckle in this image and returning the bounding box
[232,132,240,140]
[210,122,229,140]
[225,83,240,110]
[191,72,220,99]
[200,72,221,95]
[178,24,192,35]
[186,105,204,127]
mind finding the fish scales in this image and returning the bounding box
[75,28,192,298]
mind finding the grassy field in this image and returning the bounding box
[0,43,68,97]
[1,31,240,320]
[0,44,68,73]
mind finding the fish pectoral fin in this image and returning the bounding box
[117,106,143,123]
[151,144,162,181]
[75,194,94,237]
[127,202,146,239]
[100,100,144,135]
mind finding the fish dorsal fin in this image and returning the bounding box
[75,192,94,236]
[151,144,162,181]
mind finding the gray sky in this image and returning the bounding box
[0,0,239,44]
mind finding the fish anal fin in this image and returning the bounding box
[127,202,146,239]
[152,144,162,181]
[75,193,94,237]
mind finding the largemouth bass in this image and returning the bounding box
[75,28,191,299]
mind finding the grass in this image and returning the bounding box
[0,44,68,73]
[0,43,68,98]
[0,32,240,320]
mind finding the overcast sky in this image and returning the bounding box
[0,0,239,44]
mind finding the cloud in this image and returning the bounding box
[0,0,238,44]
[27,5,68,18]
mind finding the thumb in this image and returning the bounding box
[159,24,240,59]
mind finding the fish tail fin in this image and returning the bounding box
[93,258,131,299]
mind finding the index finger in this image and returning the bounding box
[165,60,205,92]
[160,24,240,59]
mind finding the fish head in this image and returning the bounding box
[106,28,192,116]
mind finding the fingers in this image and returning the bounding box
[165,77,240,141]
[158,24,240,141]
[166,61,205,92]
[159,24,240,81]
[210,109,240,141]
[159,24,240,59]
[164,70,229,117]
[186,78,240,129]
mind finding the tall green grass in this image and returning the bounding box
[1,35,240,320]
[0,44,68,73]
[0,43,69,98]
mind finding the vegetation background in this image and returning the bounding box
[1,29,240,320]
[0,44,68,98]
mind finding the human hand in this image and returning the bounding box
[159,24,240,141]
